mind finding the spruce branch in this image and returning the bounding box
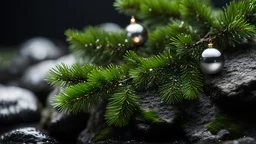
[48,0,256,127]
[128,50,174,89]
[46,63,96,87]
[105,87,139,127]
[147,20,198,53]
[180,61,203,100]
[65,27,134,65]
[114,0,141,16]
[180,0,214,33]
[139,0,181,25]
[171,34,194,56]
[114,0,181,25]
[160,80,183,104]
[212,0,256,47]
[52,65,126,113]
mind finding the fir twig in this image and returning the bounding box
[46,63,96,87]
[105,87,139,127]
[65,27,134,65]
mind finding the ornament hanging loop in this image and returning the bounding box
[208,36,213,48]
[130,16,136,24]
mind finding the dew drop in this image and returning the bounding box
[149,68,153,71]
[179,21,184,28]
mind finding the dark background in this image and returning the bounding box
[0,0,229,46]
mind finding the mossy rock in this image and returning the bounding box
[206,114,245,136]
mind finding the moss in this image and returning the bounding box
[206,115,244,135]
[92,127,113,142]
[139,110,160,123]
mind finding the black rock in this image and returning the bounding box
[48,110,89,142]
[223,137,256,144]
[41,88,89,143]
[134,90,183,142]
[138,90,179,124]
[205,48,256,101]
[77,102,107,144]
[0,86,41,127]
[0,127,58,144]
[98,23,122,32]
[182,94,229,142]
[18,54,75,103]
[9,37,66,75]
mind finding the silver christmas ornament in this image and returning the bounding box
[200,42,224,74]
[125,16,147,46]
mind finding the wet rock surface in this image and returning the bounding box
[48,110,89,141]
[40,88,89,143]
[18,54,75,103]
[0,127,58,144]
[9,37,66,75]
[0,86,41,126]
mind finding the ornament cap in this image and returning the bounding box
[208,37,213,48]
[208,43,213,48]
[130,16,136,24]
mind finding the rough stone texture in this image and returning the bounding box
[182,94,228,143]
[48,110,89,141]
[134,90,183,142]
[0,86,41,126]
[40,88,89,143]
[0,127,58,144]
[9,37,66,75]
[18,54,75,103]
[205,48,256,101]
[138,90,179,124]
[223,137,256,144]
[77,103,107,144]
